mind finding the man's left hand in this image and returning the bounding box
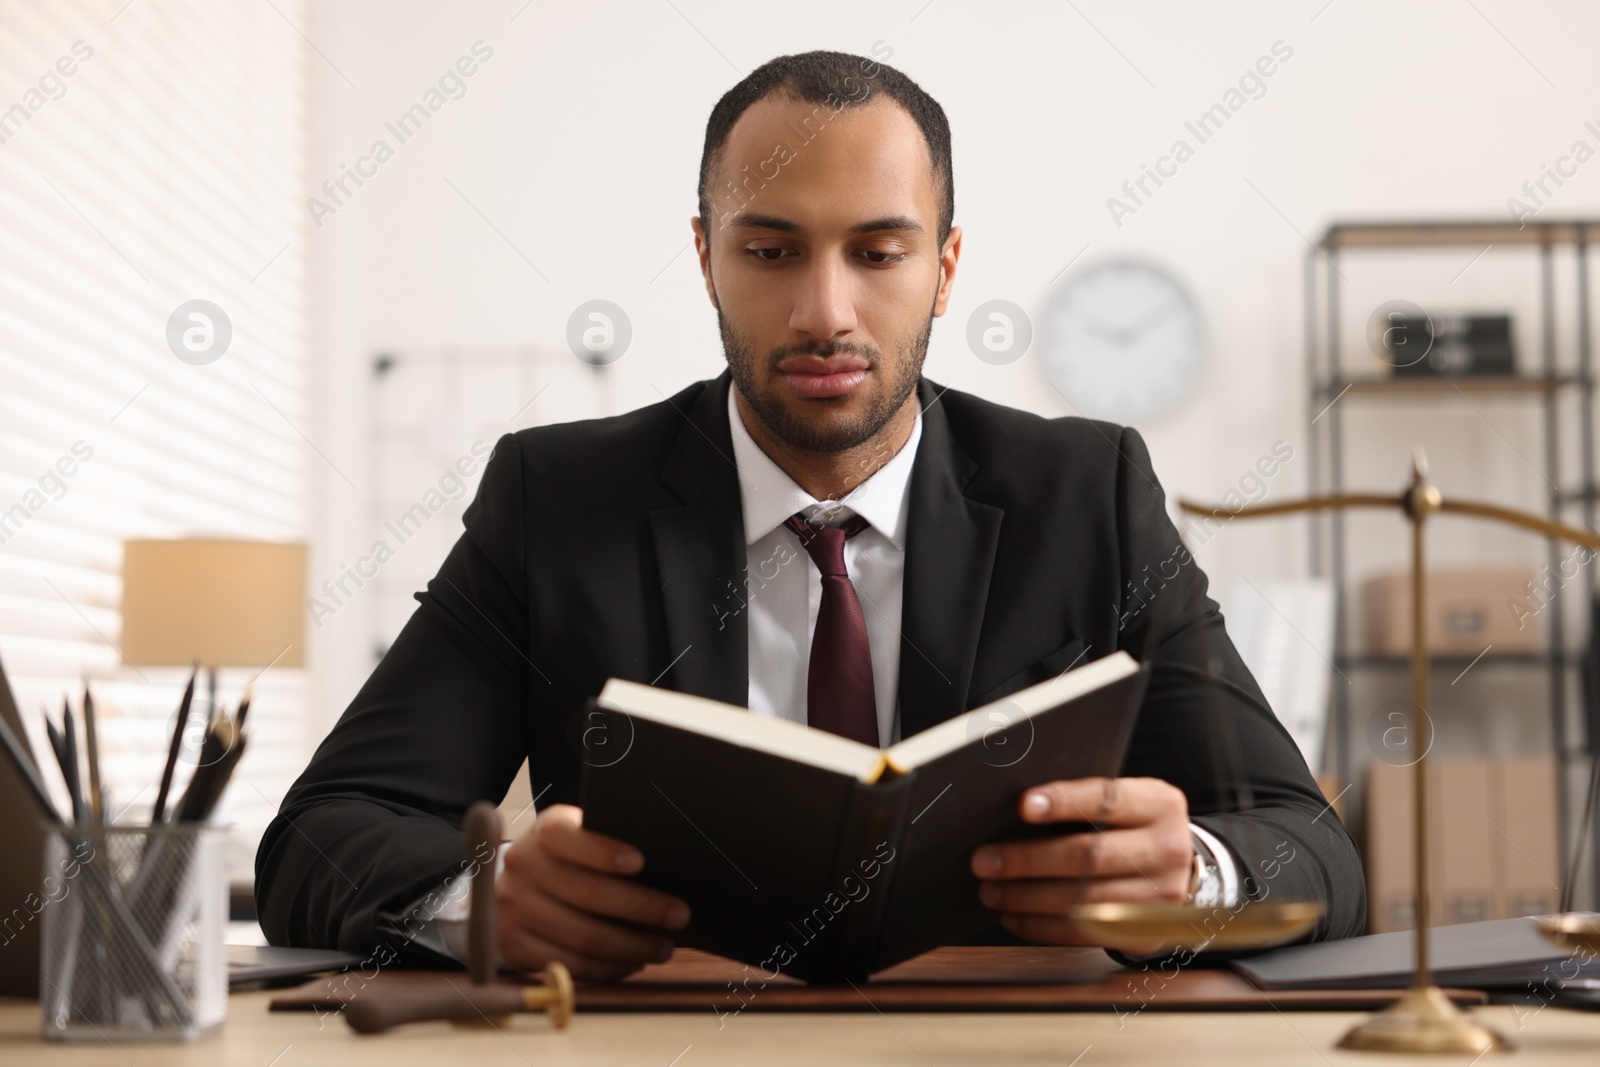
[971,776,1194,945]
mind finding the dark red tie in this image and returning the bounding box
[785,511,878,746]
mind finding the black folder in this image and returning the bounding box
[1233,915,1600,991]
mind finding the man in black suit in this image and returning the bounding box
[258,51,1365,979]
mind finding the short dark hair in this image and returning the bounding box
[697,49,954,249]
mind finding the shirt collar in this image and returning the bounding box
[726,382,922,550]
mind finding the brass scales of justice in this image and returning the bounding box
[1053,448,1600,1055]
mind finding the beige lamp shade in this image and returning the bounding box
[120,539,308,668]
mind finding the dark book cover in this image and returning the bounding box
[580,651,1150,983]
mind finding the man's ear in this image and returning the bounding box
[690,215,719,310]
[931,224,962,318]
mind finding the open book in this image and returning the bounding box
[578,650,1149,982]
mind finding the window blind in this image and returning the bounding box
[0,0,309,883]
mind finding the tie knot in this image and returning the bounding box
[785,511,869,577]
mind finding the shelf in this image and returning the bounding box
[1556,485,1600,505]
[1318,375,1574,397]
[1309,217,1600,901]
[1337,652,1565,670]
[1322,220,1598,248]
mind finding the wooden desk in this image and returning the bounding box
[3,991,1598,1065]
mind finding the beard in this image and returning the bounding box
[719,306,931,454]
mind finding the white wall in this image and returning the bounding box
[299,0,1600,741]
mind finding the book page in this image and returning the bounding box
[595,679,886,781]
[884,651,1140,772]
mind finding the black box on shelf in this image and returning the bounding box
[1387,314,1515,376]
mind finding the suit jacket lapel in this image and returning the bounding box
[645,371,1003,734]
[898,377,1005,739]
[648,371,749,707]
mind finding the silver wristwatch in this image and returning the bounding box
[1186,831,1224,908]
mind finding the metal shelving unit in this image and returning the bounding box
[1305,219,1598,899]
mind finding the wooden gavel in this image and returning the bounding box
[345,801,575,1034]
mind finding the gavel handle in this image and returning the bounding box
[345,982,531,1033]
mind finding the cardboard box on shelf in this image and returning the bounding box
[1359,568,1538,658]
[1363,755,1559,935]
[1364,758,1417,934]
[1436,759,1494,925]
[1493,756,1561,918]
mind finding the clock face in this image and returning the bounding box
[1041,260,1204,422]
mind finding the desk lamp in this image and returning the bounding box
[120,539,307,782]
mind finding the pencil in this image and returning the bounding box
[152,665,197,823]
[83,679,103,824]
[177,726,247,824]
[235,683,254,734]
[61,700,85,825]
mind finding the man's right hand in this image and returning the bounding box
[495,803,690,981]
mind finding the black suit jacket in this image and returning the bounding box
[256,370,1366,955]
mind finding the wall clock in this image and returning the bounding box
[1041,259,1204,422]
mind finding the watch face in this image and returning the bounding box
[1041,260,1204,422]
[1192,862,1224,907]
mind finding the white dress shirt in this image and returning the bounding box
[726,384,922,746]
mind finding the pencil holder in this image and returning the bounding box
[39,823,227,1041]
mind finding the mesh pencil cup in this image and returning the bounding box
[39,822,227,1040]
